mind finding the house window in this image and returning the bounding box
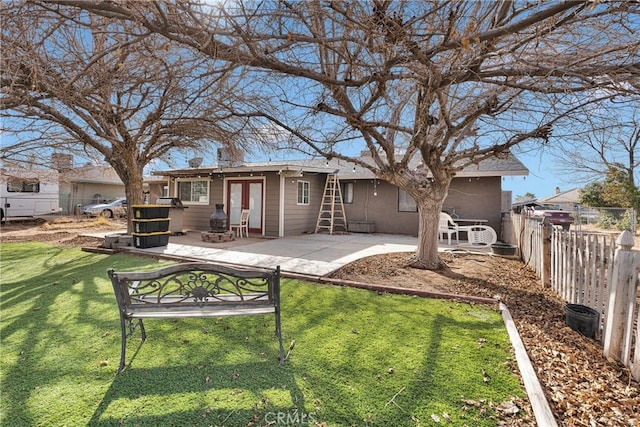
[176,179,209,204]
[7,178,40,193]
[341,182,354,204]
[398,189,417,212]
[297,180,310,205]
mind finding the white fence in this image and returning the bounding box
[551,230,616,316]
[509,213,639,381]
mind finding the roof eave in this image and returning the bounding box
[152,164,336,177]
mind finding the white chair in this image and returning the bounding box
[230,209,250,238]
[439,212,459,245]
[461,225,497,246]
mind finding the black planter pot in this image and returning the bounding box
[565,304,600,339]
[490,243,517,256]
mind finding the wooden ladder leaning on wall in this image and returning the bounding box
[315,174,348,234]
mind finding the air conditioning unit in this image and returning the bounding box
[217,148,244,167]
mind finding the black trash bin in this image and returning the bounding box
[565,304,600,339]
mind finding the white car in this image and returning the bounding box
[82,198,127,218]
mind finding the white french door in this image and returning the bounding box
[227,179,263,234]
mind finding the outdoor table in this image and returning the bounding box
[453,218,488,225]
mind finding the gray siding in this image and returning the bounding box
[443,176,502,234]
[171,171,503,238]
[343,176,502,236]
[176,178,224,232]
[343,180,418,235]
[263,173,280,236]
[283,174,326,235]
[175,173,284,236]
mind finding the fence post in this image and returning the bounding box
[633,309,640,382]
[541,218,552,288]
[603,230,638,362]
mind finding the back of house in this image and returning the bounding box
[0,167,60,221]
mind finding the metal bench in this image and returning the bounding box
[108,262,284,372]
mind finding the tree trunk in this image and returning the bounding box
[111,154,145,234]
[410,185,450,270]
[123,172,144,234]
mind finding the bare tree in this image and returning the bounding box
[38,1,640,267]
[553,101,640,196]
[0,1,250,231]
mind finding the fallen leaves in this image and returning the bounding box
[496,400,520,416]
[482,368,490,383]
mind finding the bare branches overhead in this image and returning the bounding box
[8,0,640,267]
[1,1,255,231]
[49,1,640,169]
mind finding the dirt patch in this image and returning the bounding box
[2,218,638,425]
[0,216,125,246]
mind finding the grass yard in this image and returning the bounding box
[0,242,529,426]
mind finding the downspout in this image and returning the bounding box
[279,173,285,237]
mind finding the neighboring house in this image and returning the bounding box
[154,152,528,238]
[59,163,168,214]
[60,164,126,213]
[538,187,581,211]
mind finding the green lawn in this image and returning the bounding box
[0,242,528,426]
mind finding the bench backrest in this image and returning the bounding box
[108,262,280,313]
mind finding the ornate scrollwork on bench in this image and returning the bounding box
[108,262,283,372]
[129,270,271,305]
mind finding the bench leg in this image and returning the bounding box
[275,309,284,364]
[139,319,146,341]
[118,315,146,373]
[118,313,128,373]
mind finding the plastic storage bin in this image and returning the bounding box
[132,205,170,219]
[132,231,170,248]
[133,218,170,233]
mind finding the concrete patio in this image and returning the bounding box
[121,231,492,277]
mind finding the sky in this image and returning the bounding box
[501,150,575,201]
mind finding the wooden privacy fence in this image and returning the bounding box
[509,213,640,382]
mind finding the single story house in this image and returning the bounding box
[538,187,581,212]
[58,163,167,214]
[59,164,126,214]
[154,152,528,239]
